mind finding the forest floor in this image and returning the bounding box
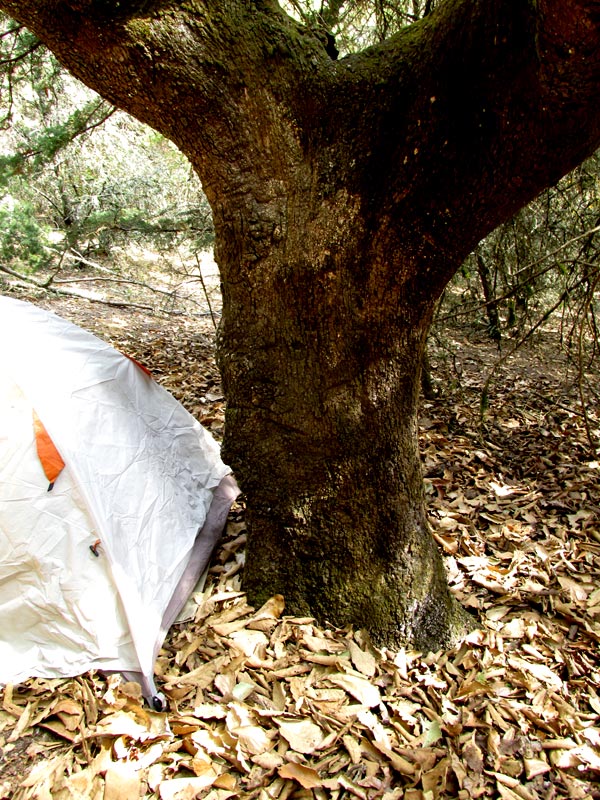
[0,264,599,800]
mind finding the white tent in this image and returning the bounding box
[0,295,237,707]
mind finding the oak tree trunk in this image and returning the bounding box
[214,184,470,648]
[3,0,600,649]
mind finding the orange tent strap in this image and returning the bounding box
[32,411,65,486]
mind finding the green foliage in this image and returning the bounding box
[281,0,438,54]
[0,19,44,129]
[0,198,49,270]
[0,100,114,187]
[440,149,600,344]
[0,12,213,272]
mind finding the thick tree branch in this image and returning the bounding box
[333,1,600,257]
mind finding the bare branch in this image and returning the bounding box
[0,38,41,66]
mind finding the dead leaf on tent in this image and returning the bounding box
[278,761,323,789]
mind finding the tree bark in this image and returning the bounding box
[215,183,469,648]
[3,0,600,648]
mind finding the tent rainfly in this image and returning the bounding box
[0,295,238,708]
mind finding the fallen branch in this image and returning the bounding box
[1,263,154,311]
[59,249,116,274]
[1,254,219,317]
[51,274,182,299]
[46,286,154,312]
[0,262,45,286]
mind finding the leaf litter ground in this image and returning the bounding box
[0,283,599,800]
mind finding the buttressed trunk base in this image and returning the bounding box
[222,331,475,651]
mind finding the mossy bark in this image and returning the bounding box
[215,204,473,648]
[207,145,475,647]
[4,0,600,649]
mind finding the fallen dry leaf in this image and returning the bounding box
[327,672,381,707]
[277,761,323,789]
[277,718,325,754]
[104,763,142,800]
